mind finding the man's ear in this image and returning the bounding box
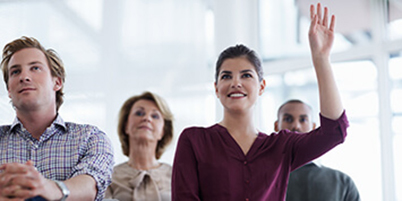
[7,83,11,98]
[274,120,279,132]
[53,77,62,91]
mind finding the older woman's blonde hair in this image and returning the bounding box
[117,91,174,159]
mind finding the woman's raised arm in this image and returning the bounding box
[309,3,344,120]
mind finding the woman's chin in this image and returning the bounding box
[130,135,157,144]
[225,105,251,113]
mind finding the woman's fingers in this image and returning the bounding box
[323,7,328,27]
[329,15,336,32]
[311,3,334,31]
[310,4,315,20]
[316,3,322,24]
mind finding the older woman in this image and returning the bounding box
[105,91,174,201]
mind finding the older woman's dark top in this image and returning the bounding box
[172,111,349,201]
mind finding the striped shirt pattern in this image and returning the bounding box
[0,115,114,201]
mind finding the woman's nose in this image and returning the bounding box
[231,77,241,88]
[142,114,152,122]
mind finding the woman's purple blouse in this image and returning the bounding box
[172,111,349,201]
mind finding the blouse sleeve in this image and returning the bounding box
[172,128,201,201]
[290,110,349,170]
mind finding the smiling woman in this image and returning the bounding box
[172,3,349,201]
[215,54,265,115]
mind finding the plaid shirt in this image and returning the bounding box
[0,115,114,201]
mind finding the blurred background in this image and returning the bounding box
[0,0,401,200]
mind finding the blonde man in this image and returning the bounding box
[0,36,114,201]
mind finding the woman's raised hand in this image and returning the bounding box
[308,3,335,59]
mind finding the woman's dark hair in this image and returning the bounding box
[215,44,263,83]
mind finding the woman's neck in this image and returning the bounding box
[220,109,259,155]
[220,109,258,137]
[128,142,160,170]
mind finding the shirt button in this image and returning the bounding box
[244,161,247,165]
[245,180,250,184]
[245,198,249,201]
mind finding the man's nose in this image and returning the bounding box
[291,122,301,132]
[19,71,31,83]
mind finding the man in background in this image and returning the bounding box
[0,36,114,201]
[275,99,360,201]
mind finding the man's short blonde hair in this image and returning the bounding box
[1,36,66,111]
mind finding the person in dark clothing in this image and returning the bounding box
[172,3,349,201]
[275,99,360,201]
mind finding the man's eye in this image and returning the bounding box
[284,117,293,123]
[10,70,20,76]
[32,66,40,70]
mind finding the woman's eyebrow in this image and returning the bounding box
[220,70,232,75]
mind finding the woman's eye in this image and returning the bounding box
[221,74,231,80]
[151,114,160,119]
[135,111,145,116]
[32,66,40,71]
[242,73,252,78]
